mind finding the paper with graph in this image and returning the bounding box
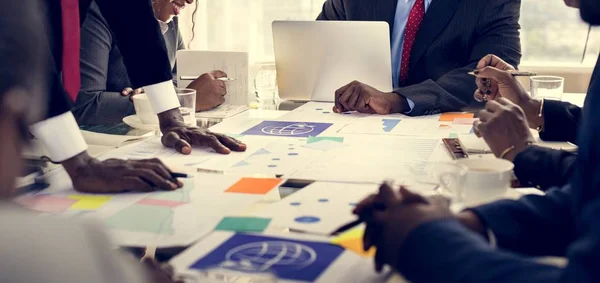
[177,50,249,106]
[14,174,282,247]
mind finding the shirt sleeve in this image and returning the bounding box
[143,80,180,114]
[29,112,88,162]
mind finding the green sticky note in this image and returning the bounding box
[215,217,271,232]
[449,133,458,139]
[307,136,344,144]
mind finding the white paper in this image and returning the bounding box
[277,102,371,123]
[14,174,272,248]
[170,231,387,283]
[195,104,249,119]
[177,50,249,105]
[254,182,379,234]
[336,114,474,137]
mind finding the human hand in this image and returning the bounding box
[332,81,408,114]
[142,258,184,283]
[473,55,529,105]
[563,0,580,8]
[62,153,183,193]
[187,71,227,112]
[121,87,144,102]
[158,108,246,155]
[356,183,452,272]
[474,98,534,161]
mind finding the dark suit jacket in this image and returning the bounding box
[392,55,600,283]
[513,100,581,191]
[71,2,184,125]
[44,0,173,119]
[317,0,522,116]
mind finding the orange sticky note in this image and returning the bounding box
[439,112,474,122]
[225,178,282,195]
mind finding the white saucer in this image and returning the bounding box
[122,115,160,131]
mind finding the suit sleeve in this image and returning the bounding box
[93,0,179,114]
[513,145,577,191]
[316,0,346,20]
[395,0,522,116]
[539,100,581,143]
[71,4,134,125]
[395,186,600,283]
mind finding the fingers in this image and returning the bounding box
[378,182,398,207]
[121,87,133,96]
[477,109,493,123]
[428,195,452,209]
[473,89,485,103]
[213,133,247,152]
[189,132,231,154]
[334,82,354,113]
[133,88,144,94]
[133,168,176,191]
[161,132,192,155]
[354,194,377,215]
[485,100,502,113]
[474,66,513,85]
[338,85,357,113]
[473,120,484,137]
[134,159,183,187]
[398,186,428,204]
[476,54,516,71]
[210,70,228,78]
[120,176,154,192]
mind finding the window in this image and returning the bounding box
[178,0,599,66]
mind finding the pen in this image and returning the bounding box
[179,76,235,81]
[329,203,386,236]
[217,77,236,81]
[468,71,537,77]
[170,172,188,179]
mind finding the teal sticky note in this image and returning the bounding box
[215,217,271,232]
[307,136,344,144]
[449,133,458,139]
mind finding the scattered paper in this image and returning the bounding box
[439,112,474,122]
[242,121,333,138]
[195,104,249,119]
[225,178,283,195]
[331,226,375,258]
[215,217,272,232]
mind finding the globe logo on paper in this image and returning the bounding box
[223,241,317,272]
[261,123,315,136]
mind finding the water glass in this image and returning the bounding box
[254,63,280,110]
[530,76,564,101]
[177,88,197,127]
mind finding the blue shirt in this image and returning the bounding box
[391,0,433,88]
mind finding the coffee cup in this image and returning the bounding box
[455,158,514,205]
[132,93,159,125]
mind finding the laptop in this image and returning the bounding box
[272,21,393,102]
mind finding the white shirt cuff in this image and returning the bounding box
[30,112,88,162]
[404,98,415,114]
[144,80,180,114]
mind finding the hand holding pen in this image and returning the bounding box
[331,182,452,273]
[471,54,533,104]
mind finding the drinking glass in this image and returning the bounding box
[254,63,280,110]
[177,88,197,127]
[530,76,564,101]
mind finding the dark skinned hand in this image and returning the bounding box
[473,54,543,130]
[158,108,246,155]
[187,70,227,112]
[142,258,184,283]
[121,87,144,102]
[62,153,183,193]
[332,81,408,114]
[474,98,534,161]
[355,183,453,272]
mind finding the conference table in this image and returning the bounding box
[58,93,584,281]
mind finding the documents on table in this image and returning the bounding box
[195,104,249,119]
[14,173,282,247]
[177,50,249,106]
[170,231,388,283]
[253,182,379,234]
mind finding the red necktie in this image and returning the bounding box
[399,0,425,82]
[61,0,81,101]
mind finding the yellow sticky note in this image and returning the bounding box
[332,227,376,257]
[68,195,112,210]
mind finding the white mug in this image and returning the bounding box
[132,93,159,125]
[455,158,514,205]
